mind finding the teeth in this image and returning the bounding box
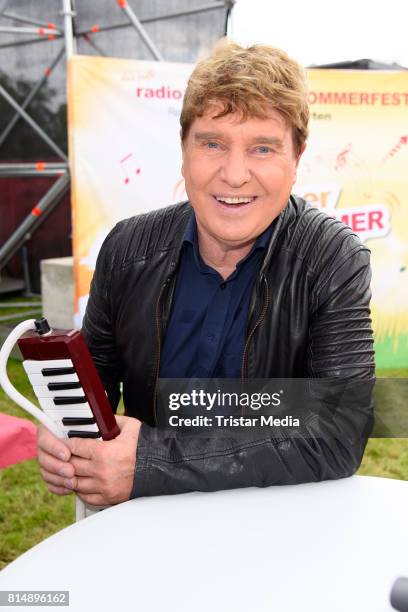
[216,197,255,204]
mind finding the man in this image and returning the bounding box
[37,41,374,506]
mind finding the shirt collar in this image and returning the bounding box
[183,212,275,257]
[183,212,197,246]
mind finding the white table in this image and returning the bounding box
[1,475,408,611]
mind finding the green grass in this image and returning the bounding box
[0,295,42,321]
[0,460,75,568]
[359,439,408,480]
[0,359,75,569]
[360,367,408,479]
[0,287,76,566]
[0,355,407,569]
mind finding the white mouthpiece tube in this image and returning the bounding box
[0,319,90,521]
[0,319,63,437]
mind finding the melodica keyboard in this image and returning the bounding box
[18,318,119,441]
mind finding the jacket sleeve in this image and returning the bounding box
[82,225,123,412]
[131,237,375,498]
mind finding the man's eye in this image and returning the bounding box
[205,141,220,149]
[254,145,273,154]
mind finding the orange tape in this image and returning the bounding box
[91,24,100,33]
[44,67,52,77]
[31,207,42,217]
[38,27,45,36]
[48,34,55,41]
[117,0,127,7]
[35,162,46,171]
[47,23,56,29]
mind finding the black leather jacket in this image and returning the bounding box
[82,195,375,497]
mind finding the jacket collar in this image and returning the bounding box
[167,197,295,274]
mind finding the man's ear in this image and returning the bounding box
[292,143,306,185]
[180,129,185,178]
[296,142,307,167]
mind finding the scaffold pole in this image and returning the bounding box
[0,83,68,161]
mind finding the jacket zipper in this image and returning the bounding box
[152,276,173,425]
[241,275,270,383]
[153,273,270,422]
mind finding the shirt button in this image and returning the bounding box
[220,282,227,290]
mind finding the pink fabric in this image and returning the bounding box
[0,413,37,469]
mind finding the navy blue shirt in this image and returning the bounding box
[160,214,273,378]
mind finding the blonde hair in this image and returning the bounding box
[180,40,309,154]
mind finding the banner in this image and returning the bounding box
[67,55,192,325]
[68,56,408,368]
[295,70,408,368]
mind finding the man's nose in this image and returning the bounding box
[219,150,251,187]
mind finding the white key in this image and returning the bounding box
[23,359,74,374]
[37,397,92,413]
[60,423,99,434]
[45,408,94,419]
[32,385,85,399]
[28,373,79,385]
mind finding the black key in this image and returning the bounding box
[48,382,82,391]
[67,430,101,439]
[62,417,96,426]
[41,367,76,377]
[53,396,87,405]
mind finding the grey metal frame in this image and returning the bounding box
[0,47,65,150]
[0,173,70,270]
[2,10,63,33]
[0,163,68,178]
[0,82,68,161]
[0,2,233,50]
[0,0,234,282]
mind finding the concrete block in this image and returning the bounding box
[41,257,74,330]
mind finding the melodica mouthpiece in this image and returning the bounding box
[34,318,52,336]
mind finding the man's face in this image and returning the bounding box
[181,104,305,248]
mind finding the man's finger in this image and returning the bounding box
[70,455,95,478]
[40,467,74,489]
[37,448,74,479]
[115,415,128,430]
[115,415,142,436]
[65,436,98,459]
[77,493,106,507]
[66,476,100,495]
[47,484,73,496]
[37,425,70,461]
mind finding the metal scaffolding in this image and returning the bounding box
[0,0,234,293]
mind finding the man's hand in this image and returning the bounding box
[36,415,142,506]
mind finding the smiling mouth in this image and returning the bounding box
[214,196,258,207]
